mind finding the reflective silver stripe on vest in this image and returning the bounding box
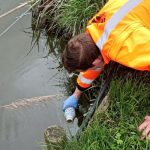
[78,74,94,85]
[96,0,143,50]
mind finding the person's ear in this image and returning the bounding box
[92,56,102,67]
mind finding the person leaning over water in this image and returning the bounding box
[62,0,150,139]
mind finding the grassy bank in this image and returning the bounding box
[60,73,150,150]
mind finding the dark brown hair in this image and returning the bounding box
[62,33,100,73]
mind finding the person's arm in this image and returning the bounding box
[73,87,83,100]
[76,67,103,90]
[63,67,103,111]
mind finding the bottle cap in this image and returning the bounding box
[64,107,75,123]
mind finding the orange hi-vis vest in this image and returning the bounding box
[77,0,150,90]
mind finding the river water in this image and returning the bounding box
[0,0,78,149]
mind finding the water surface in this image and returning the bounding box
[0,1,78,149]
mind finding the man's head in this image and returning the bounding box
[62,33,103,73]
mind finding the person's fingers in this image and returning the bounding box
[145,116,150,121]
[138,121,149,132]
[141,124,150,137]
[140,135,145,140]
[146,132,150,140]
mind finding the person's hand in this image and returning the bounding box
[63,95,79,111]
[138,116,150,140]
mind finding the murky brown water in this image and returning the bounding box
[0,1,78,149]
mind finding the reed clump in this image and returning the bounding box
[31,0,106,38]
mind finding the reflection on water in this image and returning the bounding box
[0,0,78,149]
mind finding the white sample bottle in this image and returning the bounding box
[64,107,75,123]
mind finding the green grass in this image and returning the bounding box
[56,0,104,35]
[32,0,106,37]
[60,75,150,150]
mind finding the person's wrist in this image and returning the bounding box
[73,93,79,100]
[73,87,82,99]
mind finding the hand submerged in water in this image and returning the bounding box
[138,116,150,140]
